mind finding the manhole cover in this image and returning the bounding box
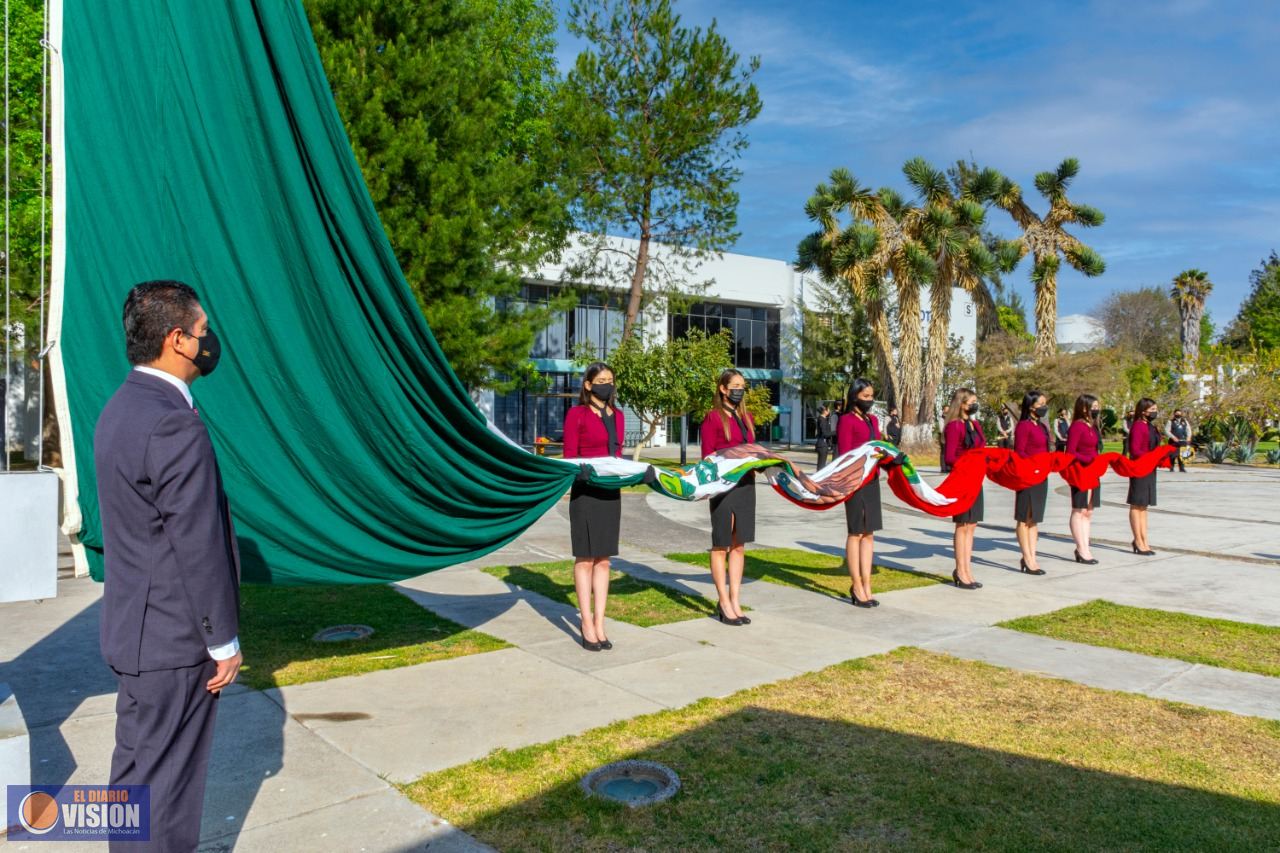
[581,760,680,807]
[312,624,374,642]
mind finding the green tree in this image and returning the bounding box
[307,0,574,390]
[1224,252,1280,350]
[993,159,1106,361]
[997,304,1032,339]
[785,276,872,407]
[1095,285,1180,362]
[1170,268,1214,365]
[560,0,761,341]
[599,327,732,459]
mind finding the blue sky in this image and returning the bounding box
[555,0,1279,328]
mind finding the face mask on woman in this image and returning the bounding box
[854,398,874,413]
[966,402,979,416]
[1034,406,1048,419]
[727,388,745,405]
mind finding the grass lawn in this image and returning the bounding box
[237,584,508,690]
[404,648,1280,851]
[483,561,717,626]
[1001,599,1280,678]
[665,547,947,601]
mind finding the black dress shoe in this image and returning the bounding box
[850,585,874,608]
[581,636,603,651]
[738,614,752,624]
[716,604,745,625]
[1019,558,1046,576]
[600,638,614,650]
[1074,549,1100,565]
[952,569,980,590]
[1131,541,1156,556]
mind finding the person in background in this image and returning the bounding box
[996,404,1015,449]
[815,402,836,469]
[886,405,903,446]
[1053,407,1070,452]
[1167,409,1191,472]
[838,378,883,607]
[1066,394,1104,564]
[942,388,985,590]
[562,362,626,651]
[700,369,756,626]
[1126,398,1159,555]
[1121,408,1134,442]
[1014,390,1051,575]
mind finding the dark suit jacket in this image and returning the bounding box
[95,371,241,674]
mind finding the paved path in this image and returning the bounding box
[3,463,1277,851]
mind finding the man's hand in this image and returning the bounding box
[207,651,242,694]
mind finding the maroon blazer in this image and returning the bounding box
[700,408,755,457]
[943,418,986,467]
[562,404,624,458]
[1129,419,1154,457]
[1015,418,1050,457]
[1066,419,1101,465]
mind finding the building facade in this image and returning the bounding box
[478,235,976,450]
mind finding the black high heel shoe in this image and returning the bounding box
[580,618,603,651]
[1019,558,1046,576]
[716,603,745,625]
[738,613,752,624]
[850,585,874,608]
[1074,549,1099,565]
[1131,541,1156,556]
[952,569,980,590]
[600,637,614,650]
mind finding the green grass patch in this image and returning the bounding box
[665,546,947,600]
[404,648,1280,851]
[483,561,717,626]
[237,584,508,690]
[1000,600,1280,678]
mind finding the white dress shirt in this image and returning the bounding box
[133,366,240,662]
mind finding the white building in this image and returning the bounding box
[478,234,976,449]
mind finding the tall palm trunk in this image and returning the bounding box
[895,278,924,425]
[1180,302,1203,366]
[919,279,952,423]
[1033,260,1059,361]
[866,299,898,409]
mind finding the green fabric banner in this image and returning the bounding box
[60,0,576,584]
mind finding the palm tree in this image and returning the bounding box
[904,158,1021,422]
[1171,268,1213,365]
[993,158,1106,361]
[798,168,934,433]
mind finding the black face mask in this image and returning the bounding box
[590,383,614,402]
[966,403,980,415]
[1146,411,1158,420]
[727,388,746,405]
[854,398,874,414]
[1090,408,1100,418]
[180,328,221,377]
[1034,406,1049,419]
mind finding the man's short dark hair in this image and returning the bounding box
[122,280,202,365]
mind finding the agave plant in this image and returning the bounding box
[1266,448,1280,465]
[1229,445,1256,464]
[1205,441,1229,464]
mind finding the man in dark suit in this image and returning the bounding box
[814,403,835,469]
[95,280,241,852]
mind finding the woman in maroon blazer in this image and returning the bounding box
[942,388,985,590]
[1013,389,1051,575]
[699,369,756,626]
[1065,394,1103,564]
[562,362,625,651]
[1126,397,1159,556]
[837,377,882,607]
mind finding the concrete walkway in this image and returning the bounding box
[2,462,1277,850]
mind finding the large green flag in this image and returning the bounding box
[54,0,576,584]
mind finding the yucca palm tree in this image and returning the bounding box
[904,158,1019,421]
[797,168,935,430]
[1171,268,1213,365]
[993,158,1105,361]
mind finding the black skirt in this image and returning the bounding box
[845,475,883,535]
[569,481,621,558]
[709,473,756,548]
[1126,471,1157,507]
[1070,484,1102,509]
[953,485,984,525]
[1014,479,1049,524]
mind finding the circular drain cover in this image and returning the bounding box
[581,760,680,807]
[312,624,374,642]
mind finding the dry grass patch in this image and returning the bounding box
[404,648,1280,851]
[1001,599,1280,678]
[238,584,507,690]
[483,562,716,626]
[666,546,947,600]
